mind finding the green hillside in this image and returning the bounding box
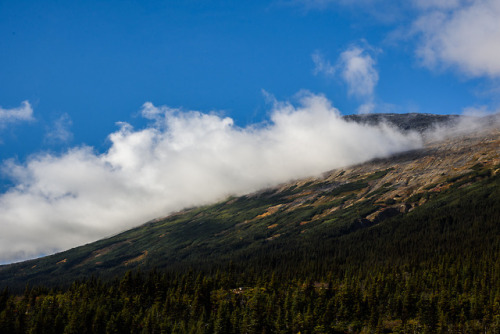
[0,125,499,332]
[0,159,498,332]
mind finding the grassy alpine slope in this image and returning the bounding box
[0,120,498,287]
[0,118,499,332]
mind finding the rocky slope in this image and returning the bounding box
[343,113,460,133]
[0,115,499,289]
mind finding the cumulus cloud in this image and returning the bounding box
[298,0,500,80]
[0,94,423,263]
[413,0,500,77]
[311,45,379,113]
[0,101,34,127]
[338,46,379,99]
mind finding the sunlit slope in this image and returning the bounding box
[0,123,499,289]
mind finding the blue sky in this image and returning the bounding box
[1,0,500,262]
[2,0,497,159]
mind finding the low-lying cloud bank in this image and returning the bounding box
[0,93,425,263]
[423,108,500,142]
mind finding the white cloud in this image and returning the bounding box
[140,101,169,122]
[339,46,379,99]
[461,105,496,117]
[357,102,376,114]
[311,46,379,113]
[0,101,34,127]
[413,0,500,77]
[424,108,500,142]
[312,51,335,76]
[297,0,500,80]
[0,94,423,263]
[44,113,73,144]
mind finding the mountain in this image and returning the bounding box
[0,114,498,288]
[0,114,499,333]
[343,112,460,133]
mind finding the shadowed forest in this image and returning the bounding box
[0,164,499,333]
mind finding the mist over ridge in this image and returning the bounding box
[0,92,473,264]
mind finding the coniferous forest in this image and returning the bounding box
[4,0,500,331]
[0,162,499,333]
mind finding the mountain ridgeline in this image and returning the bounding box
[0,113,499,333]
[344,113,460,133]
